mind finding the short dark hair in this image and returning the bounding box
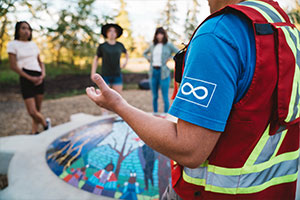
[153,27,168,45]
[14,21,32,41]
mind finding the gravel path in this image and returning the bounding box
[0,90,173,137]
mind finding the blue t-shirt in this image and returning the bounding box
[169,13,256,132]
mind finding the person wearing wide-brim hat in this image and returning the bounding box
[91,23,129,115]
[101,24,123,38]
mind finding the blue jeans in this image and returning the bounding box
[150,68,170,113]
[102,75,123,86]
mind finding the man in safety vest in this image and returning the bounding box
[86,0,300,199]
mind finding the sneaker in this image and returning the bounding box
[44,118,51,130]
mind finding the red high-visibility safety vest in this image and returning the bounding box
[171,0,300,199]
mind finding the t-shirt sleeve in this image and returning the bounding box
[169,33,240,132]
[120,43,127,53]
[170,43,179,54]
[7,41,17,54]
[33,42,40,54]
[96,45,102,57]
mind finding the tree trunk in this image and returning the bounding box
[114,156,124,179]
[0,16,8,64]
[114,130,130,179]
[56,46,61,66]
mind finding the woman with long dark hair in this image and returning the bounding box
[7,21,50,134]
[143,27,178,113]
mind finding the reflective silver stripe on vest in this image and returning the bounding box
[254,128,284,164]
[285,28,300,68]
[292,84,300,121]
[240,1,284,23]
[184,158,298,188]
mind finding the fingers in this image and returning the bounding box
[90,73,95,80]
[90,87,96,93]
[35,80,42,86]
[96,89,101,95]
[86,87,98,102]
[92,74,109,92]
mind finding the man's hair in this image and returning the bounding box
[153,27,168,45]
[14,21,32,41]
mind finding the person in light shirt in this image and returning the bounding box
[143,27,178,113]
[7,21,51,134]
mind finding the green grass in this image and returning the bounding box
[123,83,139,90]
[45,63,91,79]
[0,60,92,85]
[0,59,169,99]
[0,59,144,85]
[0,68,19,84]
[121,68,148,74]
[0,59,18,84]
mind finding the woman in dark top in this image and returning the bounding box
[91,24,129,94]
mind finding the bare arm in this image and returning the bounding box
[8,53,40,84]
[34,54,45,86]
[86,74,221,168]
[37,54,45,78]
[143,46,151,62]
[121,52,129,68]
[91,56,99,79]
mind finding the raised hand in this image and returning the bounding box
[86,74,127,112]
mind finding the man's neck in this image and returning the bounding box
[211,0,245,13]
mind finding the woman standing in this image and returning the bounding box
[143,27,178,113]
[7,21,50,134]
[91,24,129,94]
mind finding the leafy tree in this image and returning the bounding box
[0,13,10,64]
[289,0,300,29]
[158,0,180,42]
[0,0,47,63]
[47,0,108,66]
[47,9,70,65]
[184,0,200,40]
[115,0,135,53]
[132,35,148,58]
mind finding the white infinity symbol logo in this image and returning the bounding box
[181,82,208,100]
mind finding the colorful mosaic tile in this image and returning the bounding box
[46,116,171,200]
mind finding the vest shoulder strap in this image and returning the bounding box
[206,0,290,24]
[210,0,300,125]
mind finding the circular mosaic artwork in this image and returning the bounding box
[46,116,171,199]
